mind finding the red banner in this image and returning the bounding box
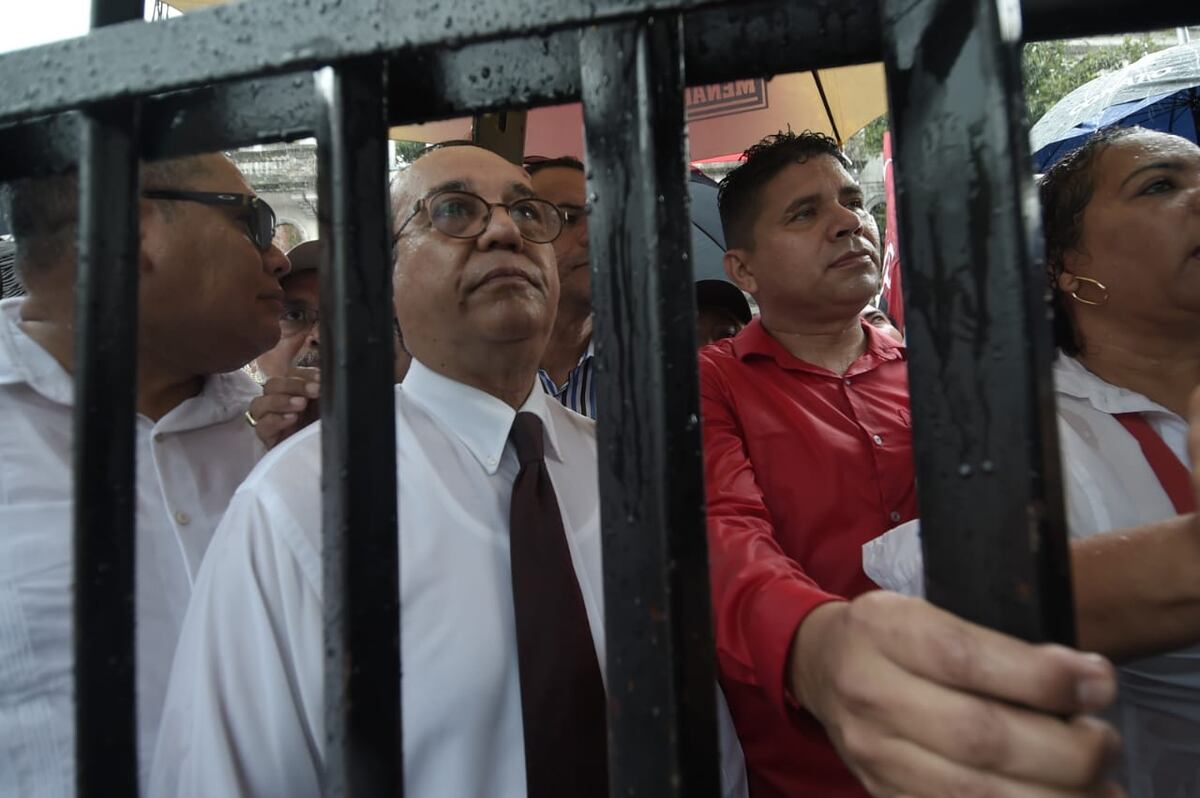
[879,130,904,332]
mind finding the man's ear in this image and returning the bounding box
[723,249,757,296]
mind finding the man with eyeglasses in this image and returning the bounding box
[525,156,598,418]
[0,152,289,794]
[252,239,325,378]
[151,142,748,798]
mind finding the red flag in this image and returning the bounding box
[878,131,904,332]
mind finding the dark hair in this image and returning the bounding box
[5,155,216,283]
[1038,125,1141,356]
[718,130,854,251]
[524,155,585,176]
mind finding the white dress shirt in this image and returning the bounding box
[150,358,747,798]
[863,354,1198,797]
[0,298,264,796]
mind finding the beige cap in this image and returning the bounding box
[285,239,321,274]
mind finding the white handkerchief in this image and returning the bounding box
[862,518,926,598]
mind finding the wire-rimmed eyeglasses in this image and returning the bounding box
[393,190,564,245]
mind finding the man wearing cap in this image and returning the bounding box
[696,278,752,347]
[245,238,413,448]
[252,239,323,378]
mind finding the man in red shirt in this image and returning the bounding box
[700,131,1121,797]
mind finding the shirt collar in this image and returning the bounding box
[536,337,594,393]
[731,316,905,376]
[1053,353,1177,418]
[156,369,263,432]
[0,297,75,403]
[401,358,564,475]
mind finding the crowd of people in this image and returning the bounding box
[0,125,1197,798]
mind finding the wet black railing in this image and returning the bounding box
[0,0,1195,795]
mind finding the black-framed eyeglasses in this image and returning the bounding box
[142,190,277,252]
[393,189,564,245]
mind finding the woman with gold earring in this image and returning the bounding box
[1036,126,1200,796]
[865,126,1200,796]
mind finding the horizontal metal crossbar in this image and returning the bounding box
[1,0,870,180]
[3,0,1194,181]
[0,75,319,182]
[0,0,755,125]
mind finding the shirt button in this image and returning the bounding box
[174,511,191,526]
[843,378,852,387]
[890,511,901,523]
[872,434,884,445]
[154,433,165,443]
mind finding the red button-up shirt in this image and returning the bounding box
[700,318,917,798]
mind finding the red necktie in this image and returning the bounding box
[508,411,609,797]
[1114,412,1196,514]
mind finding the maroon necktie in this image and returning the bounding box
[508,411,609,797]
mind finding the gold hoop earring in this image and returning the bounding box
[1070,276,1109,307]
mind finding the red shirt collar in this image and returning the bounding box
[731,316,905,378]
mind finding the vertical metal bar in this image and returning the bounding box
[580,16,721,798]
[91,0,142,27]
[471,110,528,165]
[880,0,1075,643]
[74,99,140,798]
[313,57,401,798]
[73,2,143,794]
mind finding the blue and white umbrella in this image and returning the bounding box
[1030,40,1200,171]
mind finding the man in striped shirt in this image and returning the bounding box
[528,157,597,419]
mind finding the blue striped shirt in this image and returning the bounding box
[538,341,596,420]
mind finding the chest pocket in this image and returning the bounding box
[0,500,74,798]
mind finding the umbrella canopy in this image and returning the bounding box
[688,168,726,282]
[391,64,887,161]
[1030,41,1200,171]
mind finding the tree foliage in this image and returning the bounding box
[393,139,428,166]
[844,34,1167,165]
[1021,35,1160,125]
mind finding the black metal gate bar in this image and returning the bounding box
[313,58,402,798]
[581,16,721,797]
[73,0,145,792]
[73,100,141,798]
[0,0,1191,796]
[1022,0,1198,39]
[879,0,1075,643]
[0,74,320,183]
